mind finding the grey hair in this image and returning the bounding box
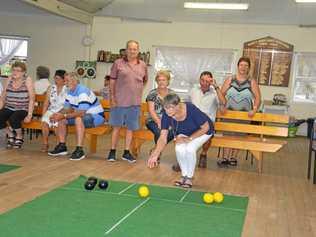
[36,66,50,79]
[163,93,181,107]
[65,72,80,82]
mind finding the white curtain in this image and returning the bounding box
[155,46,236,98]
[293,52,316,103]
[0,38,24,65]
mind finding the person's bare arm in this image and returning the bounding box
[212,79,226,106]
[0,78,8,109]
[251,79,261,111]
[147,129,168,168]
[219,77,232,114]
[176,121,210,144]
[24,76,35,123]
[189,121,209,140]
[93,90,101,96]
[42,86,51,115]
[109,79,116,107]
[49,108,84,123]
[220,76,232,97]
[248,79,261,117]
[143,66,148,85]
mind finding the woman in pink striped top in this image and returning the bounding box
[0,61,35,148]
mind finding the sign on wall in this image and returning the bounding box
[243,36,293,87]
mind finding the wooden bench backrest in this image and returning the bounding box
[137,104,289,138]
[33,94,46,116]
[216,110,289,124]
[99,99,111,120]
[140,103,149,128]
[215,110,289,137]
[38,96,287,138]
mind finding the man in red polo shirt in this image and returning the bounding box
[107,40,148,163]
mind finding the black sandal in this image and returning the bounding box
[13,138,24,149]
[181,178,192,189]
[228,157,238,166]
[174,176,186,187]
[217,158,230,168]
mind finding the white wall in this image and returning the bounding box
[0,13,88,80]
[90,17,316,128]
[1,13,315,133]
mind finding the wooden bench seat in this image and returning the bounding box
[210,135,287,172]
[22,95,111,154]
[22,95,290,171]
[128,104,289,173]
[211,135,287,153]
[212,110,289,173]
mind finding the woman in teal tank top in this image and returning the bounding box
[218,57,261,167]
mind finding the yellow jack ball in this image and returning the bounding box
[138,185,150,198]
[213,192,224,203]
[203,193,214,204]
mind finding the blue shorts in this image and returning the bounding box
[67,114,104,128]
[109,106,140,131]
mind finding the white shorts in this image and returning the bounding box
[41,110,58,128]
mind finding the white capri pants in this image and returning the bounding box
[175,134,212,178]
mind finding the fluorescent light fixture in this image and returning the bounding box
[184,2,249,10]
[295,0,316,2]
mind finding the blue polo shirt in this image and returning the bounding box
[64,84,105,126]
[161,102,214,137]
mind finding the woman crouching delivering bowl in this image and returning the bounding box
[147,93,214,188]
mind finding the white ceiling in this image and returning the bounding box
[2,0,316,26]
[59,0,114,13]
[0,0,51,16]
[96,0,316,25]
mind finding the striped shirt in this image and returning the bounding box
[5,76,29,111]
[64,84,105,126]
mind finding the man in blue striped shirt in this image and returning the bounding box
[48,72,104,160]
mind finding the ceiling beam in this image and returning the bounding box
[21,0,93,24]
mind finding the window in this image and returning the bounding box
[155,46,236,99]
[0,35,29,77]
[292,52,316,103]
